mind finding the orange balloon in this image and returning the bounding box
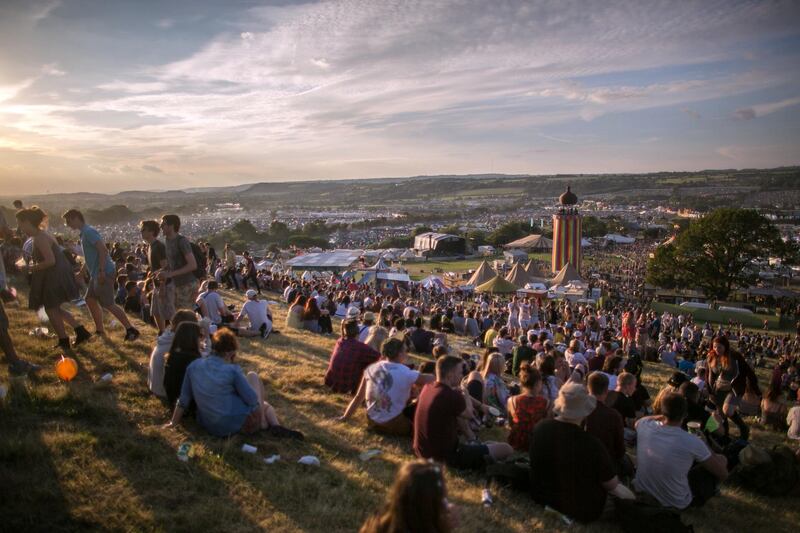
[55,356,78,381]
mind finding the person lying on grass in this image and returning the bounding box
[165,329,303,439]
[339,338,434,436]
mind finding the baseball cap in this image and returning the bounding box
[246,289,257,299]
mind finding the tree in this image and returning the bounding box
[646,208,789,300]
[411,226,433,237]
[486,221,528,246]
[581,216,608,238]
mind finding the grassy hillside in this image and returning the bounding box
[1,288,798,532]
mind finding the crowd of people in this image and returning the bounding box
[1,201,799,530]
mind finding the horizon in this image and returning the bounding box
[3,165,799,199]
[1,0,800,194]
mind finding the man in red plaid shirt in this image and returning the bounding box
[324,320,380,394]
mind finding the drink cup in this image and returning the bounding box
[687,421,701,435]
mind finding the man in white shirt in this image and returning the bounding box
[634,393,728,509]
[235,289,272,338]
[196,281,231,326]
[339,338,434,435]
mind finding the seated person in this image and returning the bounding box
[512,335,535,376]
[585,371,627,475]
[196,281,233,325]
[166,330,303,439]
[234,289,272,338]
[507,364,548,452]
[148,309,200,400]
[340,338,434,435]
[413,355,513,470]
[123,280,142,314]
[409,317,435,354]
[606,371,639,431]
[163,321,202,408]
[634,393,728,510]
[530,382,634,523]
[324,319,380,394]
[482,352,510,416]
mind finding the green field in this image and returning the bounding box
[650,301,788,331]
[403,253,551,280]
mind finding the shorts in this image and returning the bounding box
[85,277,114,308]
[151,283,176,320]
[241,409,262,434]
[446,442,490,470]
[173,281,198,311]
[368,411,413,437]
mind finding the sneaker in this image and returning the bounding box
[124,328,140,342]
[9,359,41,376]
[73,326,92,346]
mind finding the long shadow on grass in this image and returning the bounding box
[12,381,265,531]
[0,383,94,532]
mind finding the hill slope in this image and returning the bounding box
[0,288,798,532]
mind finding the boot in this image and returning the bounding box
[74,325,92,346]
[730,412,750,442]
[56,337,72,352]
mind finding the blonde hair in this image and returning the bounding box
[364,325,389,353]
[482,352,505,379]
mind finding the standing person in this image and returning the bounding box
[157,214,198,311]
[223,243,239,290]
[18,208,92,351]
[62,209,140,341]
[140,220,172,334]
[242,251,261,294]
[705,335,761,441]
[359,461,457,533]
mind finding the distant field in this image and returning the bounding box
[453,187,525,197]
[650,301,789,331]
[403,253,551,280]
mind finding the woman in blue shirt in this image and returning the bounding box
[165,329,303,439]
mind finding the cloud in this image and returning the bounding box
[681,108,701,120]
[41,63,66,77]
[734,96,800,120]
[142,164,163,173]
[2,0,800,192]
[0,78,35,104]
[30,0,61,23]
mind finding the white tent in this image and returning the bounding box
[601,234,635,244]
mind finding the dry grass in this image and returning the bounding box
[1,285,798,533]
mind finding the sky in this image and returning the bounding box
[0,0,799,194]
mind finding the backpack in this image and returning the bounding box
[178,236,207,280]
[615,497,694,533]
[486,455,531,492]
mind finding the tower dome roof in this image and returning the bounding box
[559,186,578,206]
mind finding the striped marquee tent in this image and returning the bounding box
[551,212,582,273]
